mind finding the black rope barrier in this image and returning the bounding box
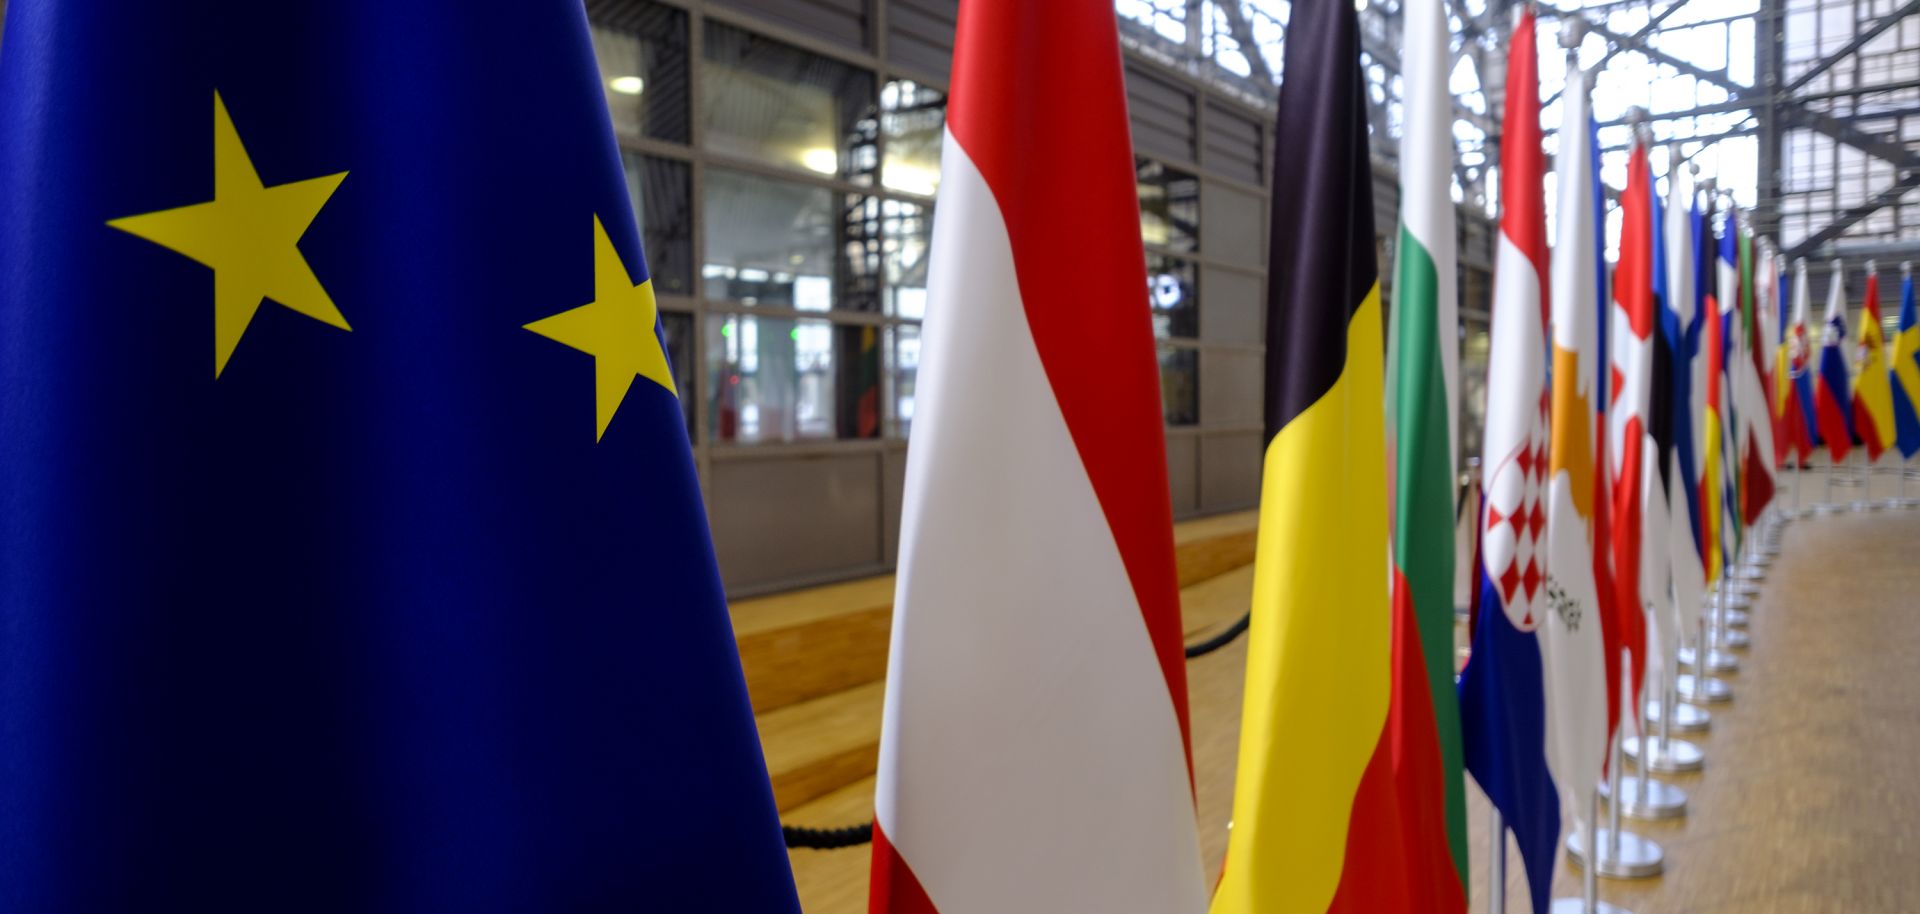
[783,821,874,850]
[782,611,1254,848]
[1183,612,1250,658]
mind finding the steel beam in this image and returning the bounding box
[1784,170,1920,257]
[1780,0,1920,96]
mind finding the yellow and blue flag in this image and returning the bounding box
[1893,267,1920,459]
[0,2,800,910]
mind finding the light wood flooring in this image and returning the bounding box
[776,466,1920,913]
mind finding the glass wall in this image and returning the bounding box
[586,0,1278,590]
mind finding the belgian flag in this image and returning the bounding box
[1209,0,1458,908]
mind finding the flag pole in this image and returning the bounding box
[1620,660,1688,816]
[1547,789,1628,913]
[1488,808,1505,914]
[1572,649,1664,877]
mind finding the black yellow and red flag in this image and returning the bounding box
[1209,0,1460,909]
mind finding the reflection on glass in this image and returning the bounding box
[708,314,837,443]
[704,168,833,306]
[660,309,696,435]
[836,325,883,439]
[883,199,931,318]
[701,21,877,183]
[1138,158,1200,252]
[1158,346,1199,426]
[882,80,945,196]
[887,324,920,437]
[620,152,693,295]
[589,5,690,144]
[1147,254,1198,339]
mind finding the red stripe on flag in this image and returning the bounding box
[869,822,941,914]
[946,0,1192,760]
[1326,568,1468,914]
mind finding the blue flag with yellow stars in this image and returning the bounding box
[0,1,801,910]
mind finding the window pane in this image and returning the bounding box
[589,3,690,144]
[660,309,696,435]
[883,199,931,318]
[888,323,920,437]
[1138,158,1200,252]
[882,80,945,196]
[620,152,693,296]
[1158,346,1198,426]
[703,168,877,311]
[1147,254,1198,339]
[708,314,838,443]
[836,325,883,439]
[702,21,878,183]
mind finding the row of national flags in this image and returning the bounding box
[9,0,1920,911]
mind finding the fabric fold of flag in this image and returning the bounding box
[0,1,800,909]
[1389,0,1470,901]
[1892,267,1920,459]
[1852,266,1896,462]
[869,2,1207,912]
[1608,136,1655,722]
[1210,0,1455,909]
[1816,264,1857,462]
[1456,12,1559,914]
[1663,164,1707,652]
[1781,261,1819,466]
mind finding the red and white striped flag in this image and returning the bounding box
[867,2,1207,912]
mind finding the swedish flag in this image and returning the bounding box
[0,2,799,910]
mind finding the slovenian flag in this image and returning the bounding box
[867,2,1208,912]
[1816,263,1857,462]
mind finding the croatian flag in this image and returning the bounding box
[1457,11,1559,913]
[868,1,1207,912]
[1781,261,1818,465]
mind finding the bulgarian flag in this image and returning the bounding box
[1387,0,1468,902]
[868,2,1206,911]
[1852,265,1897,461]
[1210,0,1457,908]
[1456,9,1559,912]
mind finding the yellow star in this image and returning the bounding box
[108,92,349,378]
[524,215,677,441]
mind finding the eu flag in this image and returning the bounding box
[0,1,800,910]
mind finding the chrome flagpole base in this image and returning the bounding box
[1567,827,1665,878]
[1643,699,1710,731]
[1548,900,1630,914]
[1712,626,1751,650]
[1714,590,1753,610]
[1732,564,1765,581]
[1728,580,1762,598]
[1600,776,1688,819]
[1623,736,1705,772]
[1679,646,1740,673]
[1722,608,1750,628]
[1677,673,1733,703]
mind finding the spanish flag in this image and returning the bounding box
[1210,0,1457,908]
[1852,265,1897,461]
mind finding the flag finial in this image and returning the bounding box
[1559,15,1588,47]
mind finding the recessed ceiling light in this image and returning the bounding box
[609,76,645,95]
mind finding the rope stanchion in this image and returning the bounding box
[784,821,875,850]
[1184,613,1251,658]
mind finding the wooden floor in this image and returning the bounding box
[780,467,1920,913]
